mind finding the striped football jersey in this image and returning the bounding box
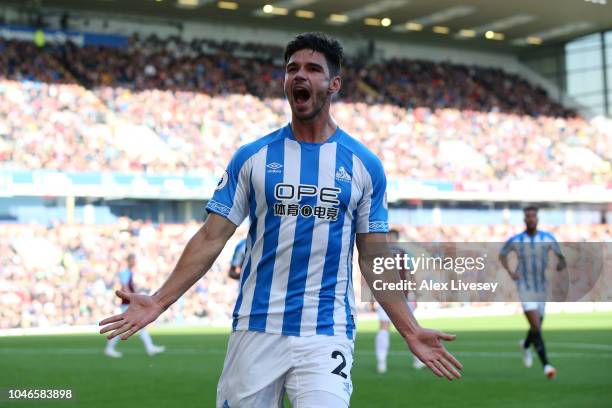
[500,230,563,295]
[206,124,388,338]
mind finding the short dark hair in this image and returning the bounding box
[284,32,343,77]
[523,206,538,213]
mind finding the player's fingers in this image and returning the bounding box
[99,319,126,334]
[433,359,454,381]
[440,357,462,379]
[443,349,463,371]
[99,313,123,326]
[115,290,132,301]
[438,332,456,342]
[425,361,444,378]
[120,324,141,341]
[107,321,134,340]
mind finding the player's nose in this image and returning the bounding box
[293,66,308,80]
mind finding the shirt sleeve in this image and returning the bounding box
[499,237,515,256]
[546,233,563,256]
[356,158,389,233]
[206,148,251,226]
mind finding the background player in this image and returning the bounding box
[104,254,166,358]
[227,238,246,280]
[100,32,462,407]
[499,206,566,379]
[375,228,424,373]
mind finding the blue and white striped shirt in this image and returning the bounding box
[206,124,388,338]
[500,230,562,295]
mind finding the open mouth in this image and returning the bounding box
[292,86,311,104]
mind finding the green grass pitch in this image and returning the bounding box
[1,312,611,407]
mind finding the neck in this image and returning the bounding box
[290,109,337,143]
[525,228,537,236]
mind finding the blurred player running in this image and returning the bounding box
[100,32,461,407]
[375,228,424,373]
[499,206,566,379]
[104,254,165,358]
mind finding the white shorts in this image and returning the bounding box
[377,301,416,323]
[521,301,546,317]
[217,330,354,407]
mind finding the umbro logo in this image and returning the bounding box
[335,166,352,182]
[267,162,283,173]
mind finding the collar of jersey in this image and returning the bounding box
[285,123,343,146]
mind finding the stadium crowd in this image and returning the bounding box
[0,218,244,329]
[57,34,573,117]
[1,220,609,329]
[1,35,611,329]
[1,36,610,185]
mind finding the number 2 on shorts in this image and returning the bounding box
[331,350,348,379]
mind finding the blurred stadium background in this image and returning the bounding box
[0,0,611,407]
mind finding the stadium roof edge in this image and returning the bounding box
[1,0,611,55]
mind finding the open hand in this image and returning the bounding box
[405,328,462,380]
[99,290,164,340]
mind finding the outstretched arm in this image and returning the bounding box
[356,233,462,380]
[99,214,237,340]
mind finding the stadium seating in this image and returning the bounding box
[1,36,610,185]
[1,35,610,329]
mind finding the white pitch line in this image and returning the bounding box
[365,350,612,359]
[0,347,226,355]
[549,342,612,351]
[458,340,612,351]
[0,348,610,359]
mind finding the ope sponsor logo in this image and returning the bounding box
[274,183,340,205]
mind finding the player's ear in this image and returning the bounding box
[328,75,341,95]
